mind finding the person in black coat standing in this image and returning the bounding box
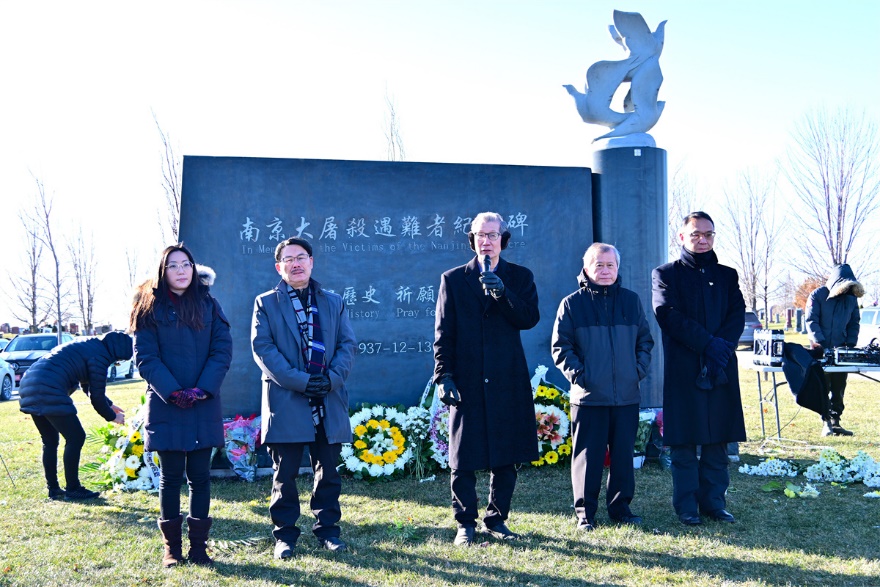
[19,331,130,500]
[130,244,232,568]
[805,263,863,436]
[434,211,540,546]
[552,243,653,531]
[652,211,746,526]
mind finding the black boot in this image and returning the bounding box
[831,417,854,436]
[48,486,66,501]
[186,516,214,566]
[158,515,185,568]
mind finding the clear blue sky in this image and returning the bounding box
[1,0,878,327]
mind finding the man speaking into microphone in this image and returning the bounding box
[433,211,540,546]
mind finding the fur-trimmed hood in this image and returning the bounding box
[197,265,216,287]
[826,264,864,299]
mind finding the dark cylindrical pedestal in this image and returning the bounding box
[591,146,667,407]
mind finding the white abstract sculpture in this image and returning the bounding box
[564,10,667,145]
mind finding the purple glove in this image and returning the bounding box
[187,387,208,400]
[169,388,200,409]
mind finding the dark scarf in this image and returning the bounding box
[288,283,326,426]
[679,246,718,269]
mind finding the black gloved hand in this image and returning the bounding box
[479,271,505,299]
[303,373,331,398]
[809,343,824,359]
[704,337,734,368]
[437,376,461,407]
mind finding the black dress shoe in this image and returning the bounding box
[576,518,596,532]
[612,513,643,525]
[454,526,475,546]
[318,536,347,552]
[678,513,702,526]
[706,509,735,523]
[485,522,521,541]
[274,540,294,559]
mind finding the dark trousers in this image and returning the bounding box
[570,404,638,522]
[670,443,729,516]
[31,414,86,491]
[266,423,343,544]
[156,448,213,520]
[825,372,847,420]
[450,464,517,529]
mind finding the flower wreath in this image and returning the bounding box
[428,405,450,470]
[341,405,413,480]
[530,367,572,467]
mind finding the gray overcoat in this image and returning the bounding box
[251,278,356,445]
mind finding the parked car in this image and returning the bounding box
[108,357,135,380]
[0,358,14,401]
[739,311,763,349]
[0,339,9,352]
[0,333,74,387]
[857,307,880,348]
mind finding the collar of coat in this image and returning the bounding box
[578,271,621,296]
[679,246,719,269]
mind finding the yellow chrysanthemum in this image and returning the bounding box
[382,451,397,464]
[545,451,559,464]
[558,444,571,456]
[531,458,545,467]
[546,388,559,399]
[389,426,400,434]
[379,419,390,429]
[129,431,141,443]
[367,419,380,429]
[125,467,138,479]
[354,440,367,449]
[354,425,367,436]
[131,444,144,457]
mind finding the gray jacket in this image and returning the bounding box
[806,264,863,348]
[251,279,356,445]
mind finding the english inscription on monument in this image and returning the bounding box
[180,157,591,415]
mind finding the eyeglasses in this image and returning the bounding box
[165,261,194,272]
[688,231,716,241]
[475,232,501,242]
[281,254,311,265]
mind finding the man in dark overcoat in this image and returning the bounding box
[652,211,746,526]
[433,211,540,546]
[252,237,357,559]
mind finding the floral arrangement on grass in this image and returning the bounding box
[222,414,261,482]
[403,405,434,478]
[739,449,880,495]
[633,411,656,455]
[427,405,450,470]
[341,405,412,480]
[530,366,572,467]
[80,396,159,492]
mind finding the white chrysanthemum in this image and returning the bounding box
[340,444,354,459]
[738,458,799,477]
[800,483,820,498]
[345,456,361,472]
[125,455,141,469]
[383,463,396,476]
[371,405,385,417]
[368,463,383,477]
[116,437,128,449]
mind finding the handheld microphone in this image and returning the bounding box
[482,255,492,296]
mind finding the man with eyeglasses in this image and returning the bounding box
[433,211,540,546]
[651,211,746,526]
[251,237,356,558]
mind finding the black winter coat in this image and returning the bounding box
[805,264,862,348]
[434,257,540,470]
[19,331,132,420]
[135,290,233,452]
[552,273,653,407]
[652,248,747,446]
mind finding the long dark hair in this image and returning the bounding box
[129,243,206,332]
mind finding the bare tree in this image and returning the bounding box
[384,86,406,162]
[784,107,880,276]
[667,164,697,260]
[7,211,50,332]
[124,247,141,292]
[28,175,68,343]
[68,229,98,335]
[722,170,779,323]
[153,109,182,243]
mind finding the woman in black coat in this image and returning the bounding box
[130,244,232,567]
[19,331,130,500]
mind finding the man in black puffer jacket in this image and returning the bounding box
[19,331,130,500]
[805,263,864,436]
[552,243,653,531]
